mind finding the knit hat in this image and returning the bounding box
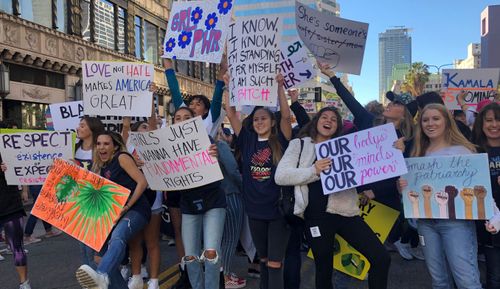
[476,99,493,113]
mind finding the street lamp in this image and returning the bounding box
[0,61,10,98]
[427,63,454,74]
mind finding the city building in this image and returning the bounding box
[454,43,481,69]
[481,5,500,68]
[423,73,442,93]
[379,27,412,104]
[0,0,218,128]
[389,63,411,90]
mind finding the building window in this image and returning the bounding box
[19,0,52,28]
[144,20,158,64]
[159,29,166,66]
[81,0,91,41]
[0,1,13,13]
[135,16,143,59]
[175,60,188,75]
[8,63,65,89]
[482,18,487,36]
[56,0,67,32]
[94,0,115,50]
[117,7,126,53]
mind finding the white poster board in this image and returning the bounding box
[82,61,153,117]
[0,131,74,185]
[441,68,500,111]
[163,0,233,63]
[49,101,84,132]
[279,39,317,89]
[295,1,368,75]
[228,15,283,107]
[129,116,223,190]
[315,123,407,194]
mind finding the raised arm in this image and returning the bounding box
[289,89,310,128]
[121,117,132,144]
[223,72,242,136]
[163,58,184,109]
[148,82,159,130]
[277,74,292,140]
[210,55,228,122]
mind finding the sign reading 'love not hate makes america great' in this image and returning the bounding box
[315,123,407,194]
[402,154,494,220]
[82,61,153,117]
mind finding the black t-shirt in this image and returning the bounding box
[176,181,226,214]
[305,179,329,220]
[237,127,288,220]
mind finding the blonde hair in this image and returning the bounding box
[91,131,128,173]
[412,103,476,157]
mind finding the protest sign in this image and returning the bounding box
[82,61,153,117]
[228,15,283,107]
[441,68,500,111]
[299,99,317,113]
[31,158,130,251]
[402,154,493,220]
[49,101,84,132]
[307,198,399,280]
[129,116,223,191]
[163,0,233,63]
[0,131,74,185]
[279,39,317,89]
[97,116,149,133]
[315,123,407,194]
[295,1,368,75]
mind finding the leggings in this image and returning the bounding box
[2,216,27,266]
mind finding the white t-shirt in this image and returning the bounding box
[74,147,93,170]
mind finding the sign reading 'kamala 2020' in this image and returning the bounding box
[315,123,407,194]
[82,61,153,117]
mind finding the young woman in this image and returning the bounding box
[472,102,500,289]
[275,107,391,289]
[76,131,150,289]
[225,74,292,289]
[1,156,30,289]
[399,103,481,289]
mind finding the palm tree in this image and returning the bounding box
[402,62,430,96]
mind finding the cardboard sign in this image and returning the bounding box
[295,1,368,75]
[31,158,130,251]
[0,131,74,185]
[315,123,407,194]
[128,116,223,190]
[279,39,317,89]
[307,199,399,280]
[97,116,149,133]
[402,154,493,220]
[163,0,233,63]
[299,99,317,113]
[49,101,84,132]
[82,61,153,117]
[441,68,500,111]
[228,15,283,107]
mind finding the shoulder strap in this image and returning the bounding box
[296,139,304,168]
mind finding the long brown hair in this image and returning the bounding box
[472,102,500,150]
[75,116,105,151]
[253,108,283,165]
[299,107,343,140]
[412,103,476,156]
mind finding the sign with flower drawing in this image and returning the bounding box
[31,159,130,251]
[163,0,233,63]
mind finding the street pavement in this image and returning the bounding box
[0,216,486,289]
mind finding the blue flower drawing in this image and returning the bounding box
[218,0,232,15]
[165,38,176,52]
[205,13,218,30]
[191,7,203,25]
[178,31,192,49]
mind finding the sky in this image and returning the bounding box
[337,0,498,105]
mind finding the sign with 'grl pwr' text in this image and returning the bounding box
[163,0,233,63]
[315,123,407,194]
[128,116,223,190]
[0,131,74,185]
[82,61,153,117]
[402,154,493,220]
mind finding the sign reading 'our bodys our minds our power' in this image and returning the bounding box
[82,61,154,117]
[315,123,407,194]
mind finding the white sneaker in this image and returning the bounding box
[393,240,413,260]
[410,246,425,261]
[128,275,144,289]
[147,279,160,289]
[19,280,31,289]
[76,264,109,289]
[120,265,130,280]
[0,254,5,261]
[140,265,149,279]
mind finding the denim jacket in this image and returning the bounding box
[216,140,242,195]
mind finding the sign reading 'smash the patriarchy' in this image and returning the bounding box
[402,154,494,220]
[228,15,283,107]
[163,0,233,63]
[295,1,368,75]
[441,68,500,111]
[128,116,223,191]
[315,123,407,194]
[82,61,153,117]
[0,131,74,185]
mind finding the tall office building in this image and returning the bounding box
[379,28,412,104]
[481,5,500,68]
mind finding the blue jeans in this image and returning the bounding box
[182,208,226,289]
[97,210,148,289]
[417,219,481,289]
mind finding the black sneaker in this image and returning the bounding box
[247,268,260,279]
[172,265,192,289]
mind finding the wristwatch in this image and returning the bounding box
[408,191,420,218]
[474,185,487,219]
[460,188,474,219]
[422,185,433,218]
[445,185,458,219]
[434,191,449,218]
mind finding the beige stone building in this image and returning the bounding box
[0,0,218,129]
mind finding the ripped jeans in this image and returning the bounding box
[182,208,226,289]
[97,209,148,289]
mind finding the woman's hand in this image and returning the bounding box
[359,190,375,206]
[1,162,7,172]
[397,178,408,195]
[317,61,336,78]
[223,71,230,87]
[393,137,406,152]
[314,158,331,175]
[486,221,498,234]
[276,73,284,86]
[149,82,158,93]
[288,89,299,103]
[162,58,173,69]
[208,144,218,158]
